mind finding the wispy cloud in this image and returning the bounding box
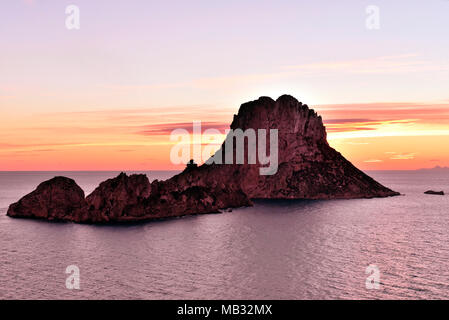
[3,99,449,168]
[327,127,378,133]
[282,54,449,75]
[136,122,229,136]
[316,102,449,139]
[388,152,417,160]
[95,54,447,92]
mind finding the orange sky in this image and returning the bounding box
[1,100,449,171]
[2,1,449,171]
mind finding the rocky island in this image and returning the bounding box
[424,190,445,195]
[7,95,399,223]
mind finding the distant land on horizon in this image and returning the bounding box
[416,166,449,172]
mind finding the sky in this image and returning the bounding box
[1,0,449,171]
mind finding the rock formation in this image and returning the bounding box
[167,95,399,199]
[84,173,151,222]
[424,190,445,195]
[7,177,88,221]
[7,173,251,223]
[7,95,399,223]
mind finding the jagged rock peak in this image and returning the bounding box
[236,94,317,116]
[231,94,326,143]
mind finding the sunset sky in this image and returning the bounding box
[1,0,449,171]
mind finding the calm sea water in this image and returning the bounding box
[1,170,449,300]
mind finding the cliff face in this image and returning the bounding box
[7,95,399,223]
[169,95,398,199]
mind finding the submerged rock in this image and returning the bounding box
[7,94,399,223]
[424,190,445,195]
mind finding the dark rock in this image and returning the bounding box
[7,177,87,221]
[83,171,250,222]
[169,95,399,199]
[84,172,151,222]
[136,179,251,221]
[424,190,445,195]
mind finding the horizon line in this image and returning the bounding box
[0,168,441,172]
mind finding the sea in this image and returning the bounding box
[1,170,449,299]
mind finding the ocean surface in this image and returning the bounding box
[1,170,449,300]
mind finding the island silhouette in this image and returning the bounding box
[7,95,399,223]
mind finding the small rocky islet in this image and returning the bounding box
[424,190,445,196]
